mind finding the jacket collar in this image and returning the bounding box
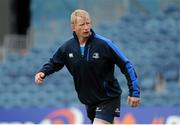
[73,29,95,45]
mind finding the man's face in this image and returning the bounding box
[72,16,92,39]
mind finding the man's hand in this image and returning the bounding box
[127,96,140,107]
[35,72,45,85]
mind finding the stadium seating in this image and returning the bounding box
[0,4,180,108]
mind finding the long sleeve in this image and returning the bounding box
[110,43,140,97]
[39,45,66,76]
[99,36,140,97]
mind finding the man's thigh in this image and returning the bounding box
[86,96,120,123]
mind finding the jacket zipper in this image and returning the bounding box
[86,45,90,62]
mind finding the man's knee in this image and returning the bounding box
[93,118,114,124]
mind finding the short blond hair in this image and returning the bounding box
[70,9,91,25]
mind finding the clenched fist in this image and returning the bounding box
[127,96,140,107]
[35,72,45,85]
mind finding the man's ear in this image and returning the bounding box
[71,24,75,31]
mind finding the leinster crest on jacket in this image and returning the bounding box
[92,52,100,59]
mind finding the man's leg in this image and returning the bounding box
[93,118,115,124]
[85,105,114,124]
[93,97,120,124]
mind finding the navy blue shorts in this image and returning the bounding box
[85,96,120,123]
